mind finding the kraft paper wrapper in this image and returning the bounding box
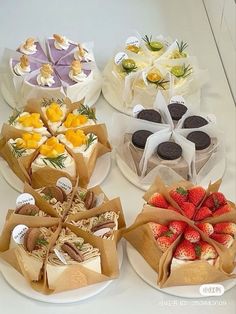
[45,223,119,293]
[66,197,126,243]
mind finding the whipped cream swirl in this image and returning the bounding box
[19,43,37,55]
[14,62,31,76]
[69,69,90,83]
[37,73,55,87]
[54,36,70,50]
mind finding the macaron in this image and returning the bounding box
[186,131,211,150]
[137,109,162,123]
[24,228,41,252]
[132,130,153,149]
[41,186,67,203]
[183,115,208,128]
[157,141,182,160]
[168,103,188,121]
[15,204,40,216]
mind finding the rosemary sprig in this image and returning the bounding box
[42,154,67,169]
[147,78,169,90]
[122,66,138,75]
[176,41,188,53]
[142,35,152,45]
[79,192,86,200]
[41,98,65,107]
[36,238,48,246]
[8,109,22,125]
[85,134,97,151]
[76,104,97,121]
[10,143,26,157]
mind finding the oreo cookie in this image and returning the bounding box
[157,141,182,160]
[137,109,162,123]
[183,115,208,128]
[132,130,153,149]
[187,131,211,150]
[168,103,187,121]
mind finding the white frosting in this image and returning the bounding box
[57,133,98,160]
[69,70,93,83]
[12,112,50,136]
[57,118,95,132]
[54,36,70,50]
[8,136,47,156]
[41,104,67,132]
[74,47,94,62]
[170,257,215,272]
[37,73,55,87]
[31,151,76,177]
[14,62,31,76]
[19,43,37,55]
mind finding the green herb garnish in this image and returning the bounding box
[36,238,48,246]
[8,109,22,125]
[41,98,65,107]
[74,241,83,249]
[42,193,53,201]
[10,143,26,157]
[147,78,169,90]
[76,104,97,121]
[176,41,188,54]
[142,35,164,51]
[85,134,97,151]
[42,154,67,169]
[79,192,85,200]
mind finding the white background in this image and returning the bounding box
[0,0,235,313]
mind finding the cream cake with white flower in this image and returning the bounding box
[31,137,76,178]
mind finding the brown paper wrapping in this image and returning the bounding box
[66,197,126,243]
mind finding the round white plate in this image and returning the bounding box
[0,242,123,303]
[0,153,111,193]
[116,152,226,192]
[126,242,236,298]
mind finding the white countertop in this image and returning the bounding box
[0,0,235,313]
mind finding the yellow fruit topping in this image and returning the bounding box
[18,113,43,128]
[63,113,88,128]
[15,132,42,150]
[65,129,87,147]
[126,45,140,54]
[46,102,63,122]
[146,70,162,83]
[39,137,65,158]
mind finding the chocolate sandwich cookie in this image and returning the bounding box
[157,141,182,160]
[183,115,208,128]
[187,131,211,150]
[168,103,188,121]
[137,109,162,123]
[132,130,153,149]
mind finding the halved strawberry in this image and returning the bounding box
[169,187,188,206]
[184,226,200,243]
[188,186,206,207]
[210,233,234,248]
[149,222,169,239]
[195,241,218,260]
[181,202,195,219]
[213,204,231,217]
[194,206,212,221]
[169,221,187,235]
[148,192,169,209]
[213,222,236,235]
[174,239,196,260]
[203,192,227,210]
[196,222,214,236]
[156,233,177,252]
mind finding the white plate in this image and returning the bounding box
[116,152,226,192]
[0,242,123,303]
[0,153,111,193]
[126,242,236,298]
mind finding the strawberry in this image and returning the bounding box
[210,233,234,248]
[195,241,218,260]
[188,186,206,207]
[194,206,212,221]
[174,240,196,260]
[168,221,187,235]
[156,232,177,252]
[203,192,226,210]
[169,187,188,206]
[184,226,201,243]
[148,193,169,209]
[149,222,168,239]
[214,222,236,235]
[213,204,231,217]
[181,202,195,219]
[167,205,181,213]
[196,222,214,236]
